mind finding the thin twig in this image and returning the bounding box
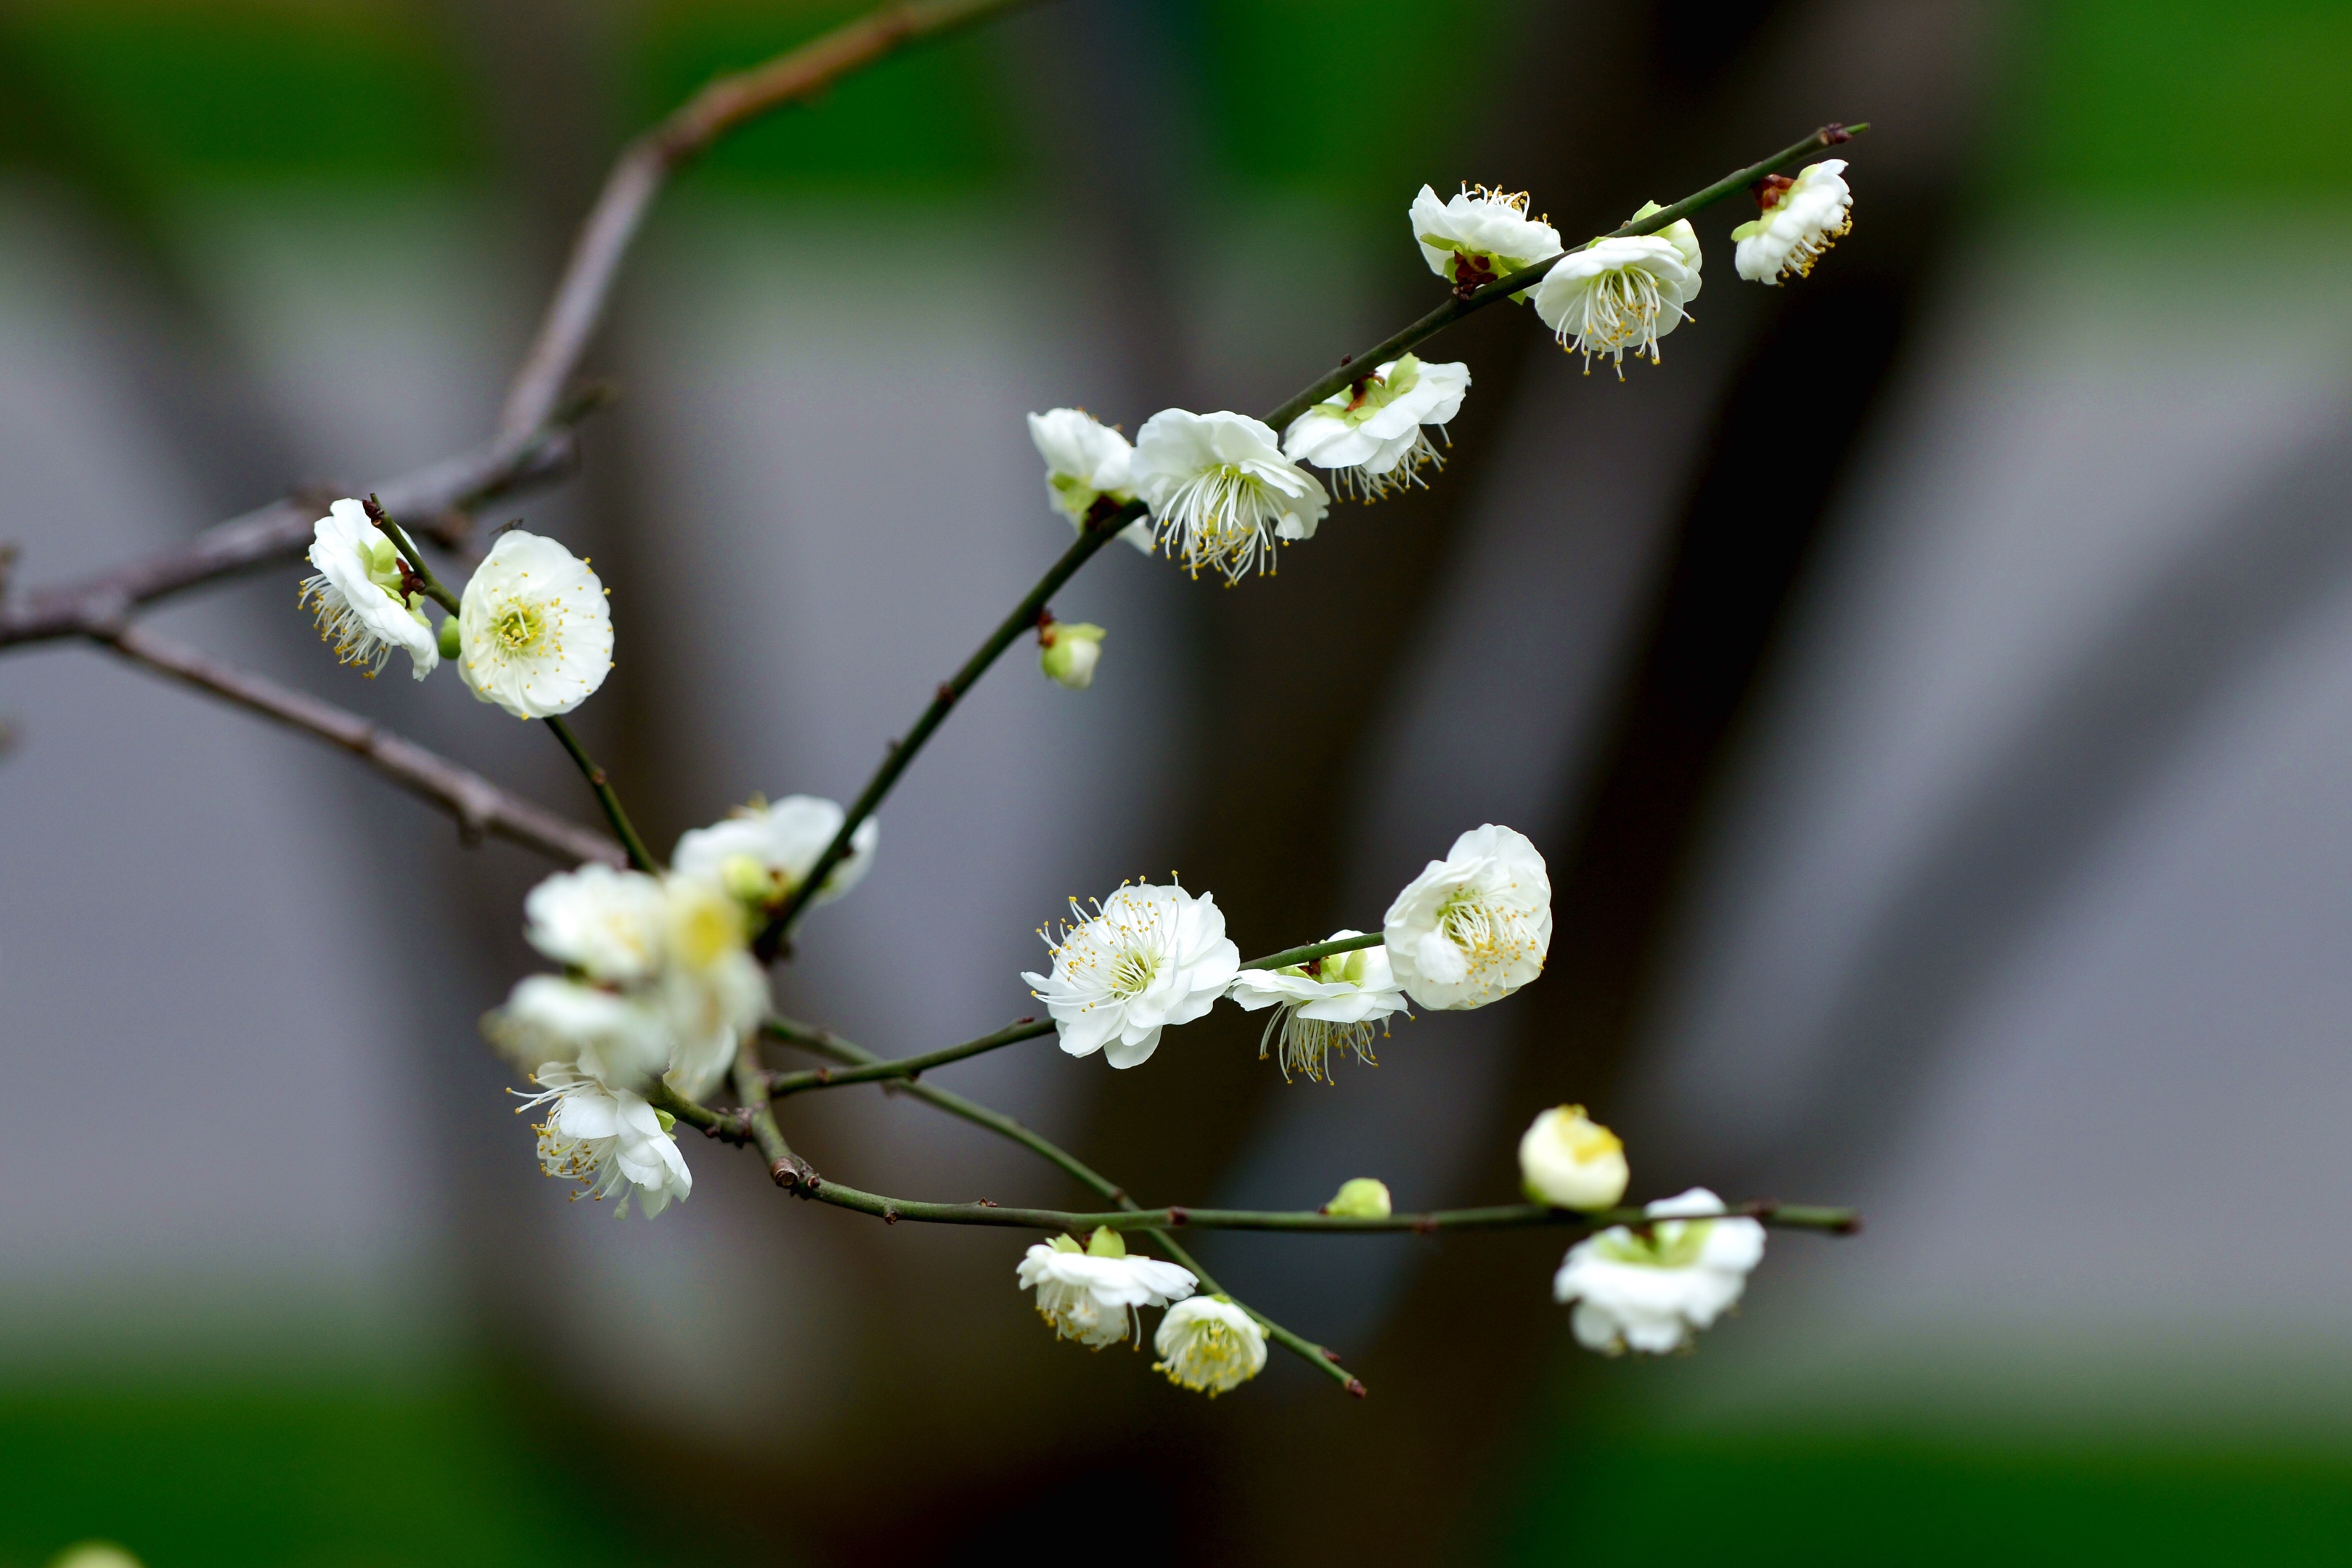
[739,1018,1366,1392]
[497,0,1042,439]
[544,715,659,873]
[102,624,623,866]
[761,122,1868,948]
[0,414,588,651]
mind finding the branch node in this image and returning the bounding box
[935,682,957,706]
[1166,1206,1190,1226]
[883,1206,899,1225]
[1412,1216,1440,1236]
[1346,1378,1368,1400]
[1820,121,1851,145]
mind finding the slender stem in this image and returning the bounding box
[364,497,462,614]
[102,624,623,865]
[761,1016,1366,1392]
[1238,931,1386,973]
[759,507,1141,947]
[543,715,658,873]
[1261,121,1868,430]
[761,122,1868,946]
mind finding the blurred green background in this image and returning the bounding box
[4,1,2352,1564]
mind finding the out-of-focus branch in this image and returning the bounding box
[497,0,1042,439]
[102,623,624,867]
[0,413,589,651]
[762,122,1868,948]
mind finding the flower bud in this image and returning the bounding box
[1323,1177,1393,1218]
[437,615,462,660]
[718,851,777,906]
[1038,621,1106,689]
[1518,1104,1628,1210]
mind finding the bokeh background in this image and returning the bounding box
[4,0,2351,1562]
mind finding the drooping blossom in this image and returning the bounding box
[515,1063,693,1219]
[1408,184,1563,298]
[1282,356,1471,501]
[1531,204,1704,375]
[1228,932,1408,1084]
[298,497,438,680]
[1130,409,1329,582]
[1029,407,1151,552]
[1017,1229,1197,1347]
[1152,1295,1268,1395]
[1551,1188,1765,1355]
[1733,160,1853,285]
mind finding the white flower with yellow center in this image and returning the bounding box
[671,794,879,914]
[1382,824,1553,1010]
[1029,407,1152,554]
[1733,160,1853,285]
[1022,881,1239,1069]
[657,874,769,1101]
[297,497,438,680]
[481,973,671,1090]
[1282,356,1471,501]
[1519,1105,1629,1211]
[514,1063,692,1219]
[1152,1295,1267,1395]
[523,864,668,987]
[1228,932,1409,1084]
[1531,203,1704,376]
[1016,1228,1198,1348]
[457,528,612,719]
[1552,1188,1765,1355]
[1408,184,1563,297]
[1130,409,1330,582]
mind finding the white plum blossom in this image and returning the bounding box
[1382,824,1553,1010]
[1519,1104,1629,1211]
[1531,204,1704,375]
[1038,618,1106,690]
[1029,407,1151,553]
[1023,881,1240,1069]
[1017,1229,1198,1348]
[1152,1295,1267,1395]
[1552,1188,1765,1355]
[1228,932,1409,1084]
[1130,409,1330,582]
[298,497,438,680]
[1409,184,1563,298]
[515,1063,693,1219]
[656,875,769,1101]
[1282,356,1471,501]
[523,864,668,986]
[1734,160,1853,285]
[671,794,878,912]
[457,528,612,719]
[482,973,671,1090]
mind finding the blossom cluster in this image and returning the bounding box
[1013,162,1854,671]
[485,796,874,1217]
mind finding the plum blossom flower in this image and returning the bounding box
[1029,407,1151,553]
[457,528,612,719]
[1382,824,1553,1010]
[671,795,878,914]
[1228,932,1408,1084]
[1409,184,1563,298]
[1531,204,1704,376]
[1519,1104,1629,1211]
[1017,1229,1197,1347]
[1130,409,1329,582]
[1023,881,1239,1069]
[656,875,769,1101]
[481,973,671,1090]
[1282,356,1471,501]
[523,864,667,986]
[515,1063,693,1219]
[298,497,438,680]
[1551,1188,1765,1355]
[1733,160,1852,285]
[1038,618,1106,690]
[1153,1295,1267,1395]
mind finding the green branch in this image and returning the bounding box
[544,714,659,873]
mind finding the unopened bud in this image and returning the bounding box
[1323,1177,1392,1218]
[1518,1105,1628,1211]
[437,616,461,659]
[1038,621,1106,689]
[718,851,777,906]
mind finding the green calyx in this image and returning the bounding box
[1285,947,1370,987]
[1323,354,1424,426]
[1085,1227,1127,1258]
[1595,1217,1714,1269]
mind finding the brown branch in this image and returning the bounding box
[496,0,1040,438]
[0,417,585,651]
[103,623,624,867]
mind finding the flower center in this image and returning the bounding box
[1437,889,1535,976]
[491,600,546,653]
[1109,947,1164,997]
